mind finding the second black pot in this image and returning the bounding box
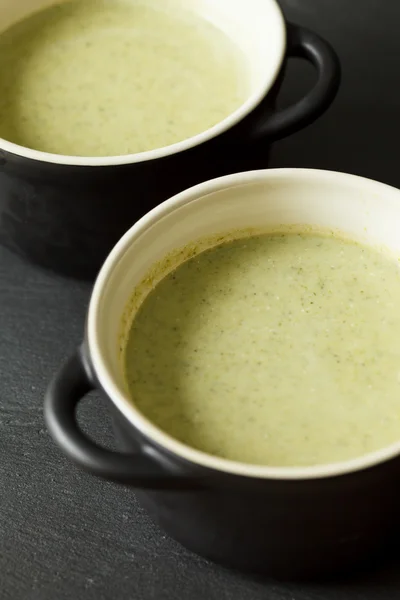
[0,12,340,279]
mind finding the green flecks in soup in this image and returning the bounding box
[0,0,246,156]
[123,232,400,467]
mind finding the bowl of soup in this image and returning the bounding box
[0,0,340,278]
[45,168,400,579]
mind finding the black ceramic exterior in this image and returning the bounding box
[45,346,400,580]
[0,23,340,279]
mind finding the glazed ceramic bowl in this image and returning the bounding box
[0,0,340,278]
[45,168,400,579]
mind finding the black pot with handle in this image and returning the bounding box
[45,169,400,580]
[0,0,340,279]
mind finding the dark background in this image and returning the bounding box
[1,1,399,598]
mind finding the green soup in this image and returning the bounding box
[123,231,400,467]
[0,0,246,156]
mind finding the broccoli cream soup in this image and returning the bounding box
[0,0,246,157]
[123,232,400,467]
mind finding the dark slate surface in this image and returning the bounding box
[1,1,400,598]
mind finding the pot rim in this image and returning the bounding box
[0,0,286,167]
[88,168,400,481]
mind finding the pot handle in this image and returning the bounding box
[247,22,341,142]
[44,349,204,489]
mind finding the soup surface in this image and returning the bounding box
[0,0,246,156]
[123,232,400,467]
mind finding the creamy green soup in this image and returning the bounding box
[123,231,400,468]
[0,0,246,156]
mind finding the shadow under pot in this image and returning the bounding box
[46,168,400,580]
[0,0,340,279]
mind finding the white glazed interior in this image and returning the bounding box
[0,0,285,166]
[88,168,400,480]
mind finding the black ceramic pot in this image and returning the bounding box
[0,0,340,279]
[45,169,400,580]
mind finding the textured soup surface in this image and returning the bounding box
[0,0,245,156]
[124,232,400,467]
